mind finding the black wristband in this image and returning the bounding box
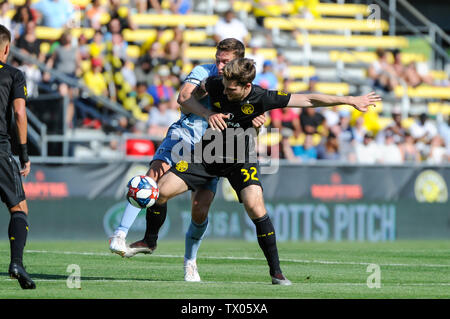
[19,143,29,165]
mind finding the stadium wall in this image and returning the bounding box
[0,163,448,242]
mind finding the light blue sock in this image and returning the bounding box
[185,218,208,261]
[116,203,142,235]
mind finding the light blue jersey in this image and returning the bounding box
[152,63,219,192]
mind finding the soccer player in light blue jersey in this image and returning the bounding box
[110,38,266,282]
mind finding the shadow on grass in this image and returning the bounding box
[0,272,177,282]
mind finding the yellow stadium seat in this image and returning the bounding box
[287,66,316,79]
[329,50,427,64]
[122,29,208,44]
[264,17,389,32]
[395,85,450,99]
[287,82,350,95]
[429,70,449,81]
[316,3,369,17]
[184,47,277,61]
[296,34,409,48]
[39,42,50,55]
[131,14,218,27]
[428,102,450,116]
[126,45,140,59]
[35,27,95,41]
[233,1,252,12]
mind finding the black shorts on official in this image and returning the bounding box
[170,161,262,202]
[0,152,26,208]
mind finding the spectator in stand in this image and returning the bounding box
[32,0,74,28]
[252,0,283,28]
[170,0,192,14]
[378,108,406,145]
[48,30,81,128]
[246,39,265,75]
[300,106,326,135]
[86,0,106,30]
[136,81,155,115]
[403,61,433,87]
[336,110,356,162]
[399,131,421,163]
[147,65,177,107]
[110,32,128,61]
[409,113,438,157]
[83,57,108,97]
[292,133,317,162]
[104,17,122,42]
[89,30,106,59]
[270,106,302,138]
[272,51,289,82]
[279,129,300,162]
[137,0,163,14]
[322,106,340,136]
[391,49,405,80]
[161,39,186,88]
[351,116,367,144]
[317,132,340,161]
[378,130,403,164]
[108,0,136,30]
[368,48,399,93]
[213,9,249,45]
[135,41,164,86]
[426,135,448,164]
[0,1,11,32]
[254,60,278,90]
[354,132,381,164]
[15,20,45,63]
[147,99,180,139]
[11,5,33,39]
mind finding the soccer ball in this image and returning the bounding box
[126,175,159,209]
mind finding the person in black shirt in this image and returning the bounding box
[0,24,35,289]
[151,58,381,285]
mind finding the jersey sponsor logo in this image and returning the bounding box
[277,91,288,96]
[414,170,448,203]
[241,103,254,115]
[214,102,221,108]
[175,160,189,172]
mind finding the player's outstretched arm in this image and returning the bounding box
[13,98,30,177]
[287,92,381,112]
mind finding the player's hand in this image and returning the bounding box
[20,161,31,177]
[208,113,229,130]
[252,114,266,129]
[350,92,381,112]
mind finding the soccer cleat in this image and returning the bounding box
[271,273,292,286]
[109,231,128,257]
[124,240,156,258]
[9,263,36,289]
[184,258,201,282]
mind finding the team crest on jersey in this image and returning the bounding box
[214,102,221,108]
[277,91,288,96]
[175,160,188,172]
[241,104,254,114]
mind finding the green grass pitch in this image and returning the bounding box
[0,240,449,299]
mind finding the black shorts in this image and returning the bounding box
[0,152,26,208]
[170,161,262,202]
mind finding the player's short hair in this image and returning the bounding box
[0,24,11,46]
[216,38,245,58]
[223,58,256,86]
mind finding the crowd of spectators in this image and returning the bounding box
[0,0,448,162]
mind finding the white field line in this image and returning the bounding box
[10,249,450,269]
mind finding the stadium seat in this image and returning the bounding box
[429,70,449,81]
[264,17,389,33]
[329,50,427,64]
[35,27,95,41]
[287,66,316,79]
[122,29,209,44]
[428,102,450,116]
[184,47,277,61]
[296,34,409,48]
[394,85,450,99]
[285,82,350,95]
[232,1,370,17]
[131,13,219,27]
